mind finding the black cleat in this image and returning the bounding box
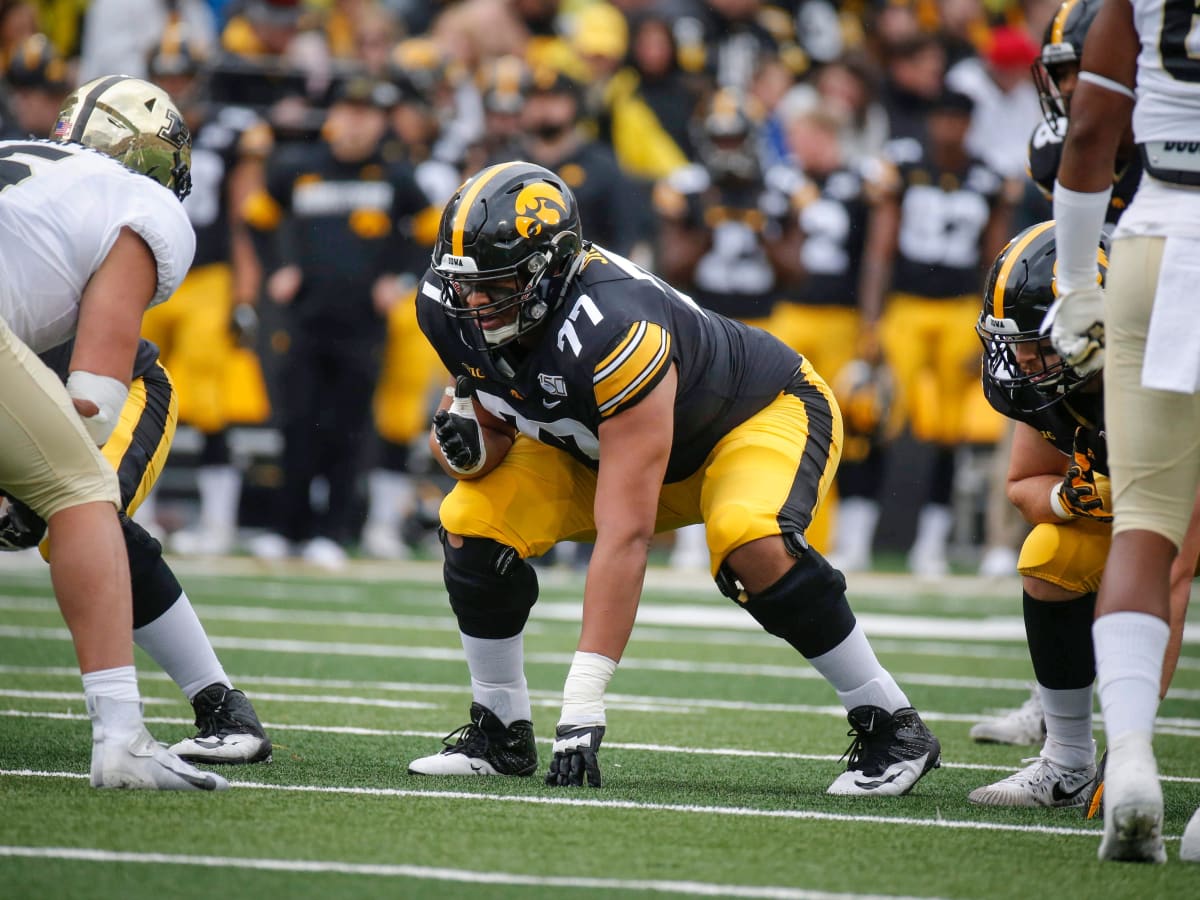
[169,683,273,764]
[827,705,941,796]
[408,702,538,776]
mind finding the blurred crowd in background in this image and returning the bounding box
[0,0,1065,573]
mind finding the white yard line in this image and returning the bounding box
[4,709,1199,782]
[5,625,1198,701]
[0,845,941,900]
[0,769,1143,841]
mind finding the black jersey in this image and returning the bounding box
[259,141,430,338]
[417,244,804,483]
[186,105,270,268]
[767,162,878,308]
[39,338,161,382]
[1026,118,1141,224]
[889,148,1004,298]
[654,162,782,320]
[983,377,1106,474]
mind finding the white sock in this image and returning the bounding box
[809,623,910,713]
[832,497,879,561]
[912,504,953,554]
[83,666,142,737]
[460,632,531,727]
[1038,684,1095,769]
[1094,611,1169,743]
[366,469,415,528]
[197,464,241,533]
[133,592,231,700]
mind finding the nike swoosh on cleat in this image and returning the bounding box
[1052,781,1090,802]
[469,763,484,774]
[855,771,902,790]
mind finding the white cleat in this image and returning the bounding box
[361,522,410,560]
[302,536,348,571]
[92,727,229,791]
[1097,734,1165,864]
[170,526,236,557]
[1180,806,1200,862]
[968,755,1096,808]
[969,687,1046,745]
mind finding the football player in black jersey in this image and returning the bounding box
[406,161,942,795]
[968,223,1198,810]
[859,88,1014,577]
[142,28,273,556]
[1027,0,1140,222]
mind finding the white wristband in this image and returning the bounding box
[66,371,128,446]
[1050,482,1073,520]
[1052,182,1112,294]
[559,650,618,726]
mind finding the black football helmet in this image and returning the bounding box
[977,220,1109,414]
[432,161,584,352]
[693,87,762,184]
[1033,0,1101,135]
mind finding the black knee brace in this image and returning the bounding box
[729,544,856,659]
[121,514,183,629]
[1024,590,1096,690]
[441,530,538,639]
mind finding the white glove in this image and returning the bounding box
[1042,286,1105,377]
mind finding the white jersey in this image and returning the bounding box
[1132,0,1200,143]
[0,140,195,353]
[1112,0,1200,239]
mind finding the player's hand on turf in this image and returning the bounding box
[1042,286,1105,377]
[433,376,486,475]
[545,724,605,788]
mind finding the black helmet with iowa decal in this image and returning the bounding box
[432,161,583,351]
[976,220,1109,413]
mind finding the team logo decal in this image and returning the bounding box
[514,182,567,239]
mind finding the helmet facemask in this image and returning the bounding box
[977,319,1090,414]
[436,231,580,352]
[1032,54,1076,137]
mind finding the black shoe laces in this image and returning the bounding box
[441,719,490,757]
[195,689,243,739]
[839,710,880,770]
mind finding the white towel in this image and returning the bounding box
[1141,236,1200,393]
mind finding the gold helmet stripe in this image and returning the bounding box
[993,220,1055,319]
[67,74,129,144]
[451,161,524,256]
[1051,0,1081,45]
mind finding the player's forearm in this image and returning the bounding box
[1007,473,1071,525]
[577,531,652,662]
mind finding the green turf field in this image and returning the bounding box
[1,556,1197,899]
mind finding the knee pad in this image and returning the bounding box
[122,514,183,629]
[735,546,855,658]
[441,530,538,639]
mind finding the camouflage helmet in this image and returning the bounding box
[52,75,192,200]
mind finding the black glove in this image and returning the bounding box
[432,376,486,474]
[545,724,605,787]
[0,491,47,551]
[1059,426,1112,522]
[230,303,260,350]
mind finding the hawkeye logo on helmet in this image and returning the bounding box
[514,182,567,239]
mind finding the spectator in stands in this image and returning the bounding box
[4,32,70,137]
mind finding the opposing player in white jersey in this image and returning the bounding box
[0,75,226,790]
[1044,0,1200,864]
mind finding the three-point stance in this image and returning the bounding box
[408,161,941,795]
